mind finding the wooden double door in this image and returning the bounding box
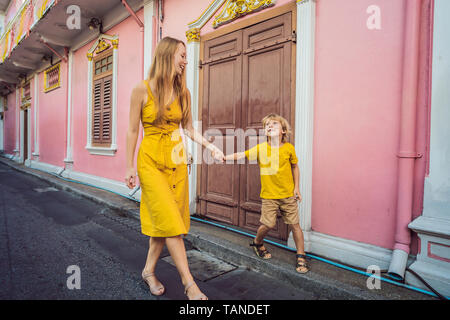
[198,12,295,241]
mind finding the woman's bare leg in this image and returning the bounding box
[142,237,165,293]
[165,235,207,300]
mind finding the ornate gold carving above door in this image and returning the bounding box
[213,0,276,28]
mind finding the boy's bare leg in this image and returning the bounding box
[290,223,309,273]
[253,224,272,259]
[289,223,305,255]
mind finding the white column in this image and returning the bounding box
[407,0,450,297]
[184,0,224,215]
[86,57,93,150]
[288,0,316,251]
[111,45,118,151]
[144,0,154,79]
[19,108,24,163]
[65,50,74,165]
[14,88,19,161]
[25,107,31,166]
[186,37,201,214]
[32,73,39,159]
[0,97,4,151]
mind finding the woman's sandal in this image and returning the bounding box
[184,281,208,300]
[250,241,272,259]
[142,271,165,296]
[296,254,310,274]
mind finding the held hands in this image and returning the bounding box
[208,145,225,163]
[125,167,137,189]
[294,188,302,202]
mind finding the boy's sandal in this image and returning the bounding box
[250,241,272,259]
[296,254,310,274]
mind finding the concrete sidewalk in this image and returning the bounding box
[0,155,436,300]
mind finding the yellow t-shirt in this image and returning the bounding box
[245,142,298,199]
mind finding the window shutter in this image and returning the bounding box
[102,75,112,144]
[92,79,103,144]
[92,75,113,145]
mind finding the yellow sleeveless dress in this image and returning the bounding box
[137,80,190,237]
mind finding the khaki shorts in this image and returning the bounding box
[260,196,299,229]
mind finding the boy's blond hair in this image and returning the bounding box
[262,113,291,143]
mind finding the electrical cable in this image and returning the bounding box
[405,268,448,301]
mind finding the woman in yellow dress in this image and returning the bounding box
[125,37,223,300]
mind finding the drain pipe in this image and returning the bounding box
[388,0,422,280]
[121,0,145,79]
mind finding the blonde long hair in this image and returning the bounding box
[148,37,190,127]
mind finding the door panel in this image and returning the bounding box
[199,31,242,225]
[200,13,293,241]
[240,13,292,240]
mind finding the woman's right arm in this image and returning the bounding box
[125,82,146,189]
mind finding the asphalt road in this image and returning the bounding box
[0,161,315,301]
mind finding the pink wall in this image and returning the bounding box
[161,0,211,42]
[38,62,66,167]
[3,90,16,154]
[311,0,407,250]
[71,10,144,181]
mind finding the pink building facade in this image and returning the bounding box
[0,0,448,296]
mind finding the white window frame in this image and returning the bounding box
[85,34,118,156]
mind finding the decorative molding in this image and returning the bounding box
[85,145,118,156]
[95,39,112,54]
[87,34,118,59]
[186,27,201,43]
[188,0,226,30]
[212,0,276,28]
[43,63,61,93]
[111,39,119,49]
[20,102,31,110]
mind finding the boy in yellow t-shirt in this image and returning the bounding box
[224,113,309,274]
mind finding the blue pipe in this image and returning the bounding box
[20,164,448,300]
[190,216,449,300]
